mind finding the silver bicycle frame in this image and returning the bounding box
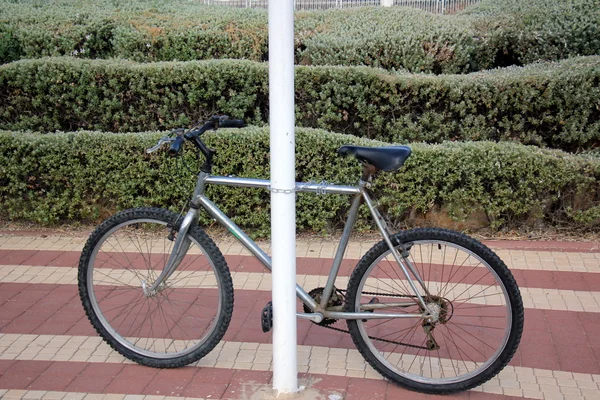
[151,171,429,320]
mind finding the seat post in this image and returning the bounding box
[361,164,379,182]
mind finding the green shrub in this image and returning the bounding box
[0,0,269,63]
[1,57,599,152]
[0,1,117,61]
[294,7,495,73]
[0,22,22,63]
[0,128,598,234]
[464,0,600,67]
[0,57,269,132]
[2,0,599,72]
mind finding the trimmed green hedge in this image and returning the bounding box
[2,0,599,72]
[0,0,481,73]
[1,128,598,235]
[462,0,600,67]
[1,57,599,152]
[294,7,491,74]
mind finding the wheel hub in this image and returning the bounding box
[425,302,442,322]
[141,280,167,297]
[421,295,452,324]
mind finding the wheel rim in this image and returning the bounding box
[86,218,223,359]
[355,240,512,385]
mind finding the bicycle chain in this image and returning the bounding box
[315,289,431,350]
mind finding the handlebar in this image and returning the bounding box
[219,119,245,128]
[148,115,245,158]
[168,136,185,157]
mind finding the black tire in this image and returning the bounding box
[345,228,523,394]
[78,207,234,368]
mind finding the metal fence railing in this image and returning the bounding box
[393,0,479,14]
[201,0,481,14]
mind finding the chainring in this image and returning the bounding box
[303,287,344,326]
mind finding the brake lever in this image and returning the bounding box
[146,136,175,153]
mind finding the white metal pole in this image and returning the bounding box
[268,0,298,395]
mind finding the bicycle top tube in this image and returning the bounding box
[203,175,361,196]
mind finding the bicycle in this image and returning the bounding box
[78,115,524,394]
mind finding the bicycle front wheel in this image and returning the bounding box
[78,207,234,368]
[345,228,523,394]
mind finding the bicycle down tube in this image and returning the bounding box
[155,171,429,321]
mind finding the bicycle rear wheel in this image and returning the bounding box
[78,207,233,368]
[345,228,523,394]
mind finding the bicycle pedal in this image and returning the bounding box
[261,301,273,333]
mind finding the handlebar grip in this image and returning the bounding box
[168,136,185,157]
[219,119,245,128]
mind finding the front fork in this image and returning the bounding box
[145,171,211,295]
[145,207,199,295]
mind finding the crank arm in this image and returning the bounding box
[297,312,324,323]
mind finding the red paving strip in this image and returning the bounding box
[0,359,523,400]
[482,240,600,253]
[1,250,599,292]
[515,269,600,292]
[0,250,80,267]
[2,282,600,374]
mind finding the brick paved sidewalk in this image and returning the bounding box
[0,231,599,400]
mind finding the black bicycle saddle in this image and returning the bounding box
[337,145,412,172]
